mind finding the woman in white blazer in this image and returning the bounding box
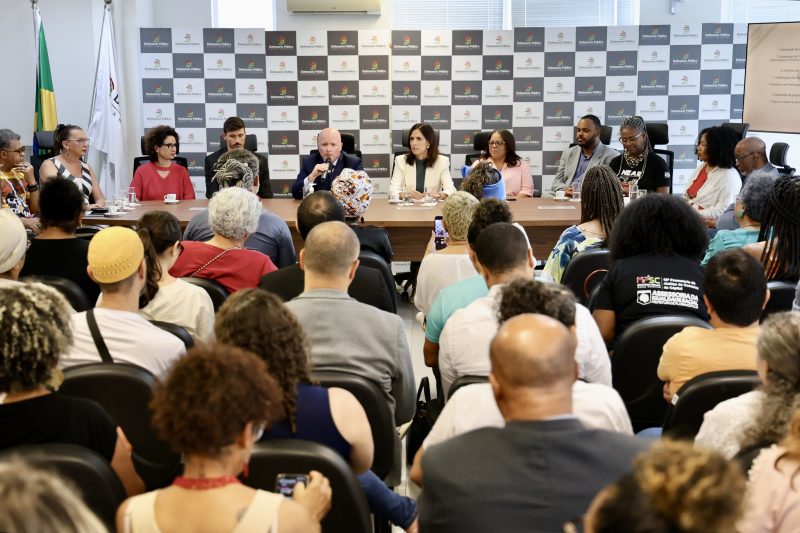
[684,126,742,222]
[390,123,456,199]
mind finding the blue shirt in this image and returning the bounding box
[701,227,760,266]
[572,145,598,189]
[425,275,488,344]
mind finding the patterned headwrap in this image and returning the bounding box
[331,169,373,219]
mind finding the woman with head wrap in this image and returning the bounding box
[331,169,393,264]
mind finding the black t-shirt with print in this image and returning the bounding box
[609,151,671,192]
[594,254,708,340]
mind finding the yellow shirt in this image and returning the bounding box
[657,325,759,398]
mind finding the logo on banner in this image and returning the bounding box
[453,81,482,104]
[515,128,542,151]
[605,102,636,125]
[668,96,699,119]
[328,31,357,54]
[267,82,298,105]
[140,29,172,52]
[422,106,450,128]
[702,23,733,43]
[268,131,299,153]
[299,107,329,129]
[392,81,420,105]
[361,106,390,129]
[671,46,701,69]
[452,30,482,54]
[359,56,389,79]
[700,71,731,94]
[576,78,605,101]
[173,54,203,77]
[609,29,637,47]
[175,104,206,128]
[329,81,358,104]
[203,29,234,53]
[142,80,173,102]
[514,28,544,51]
[639,25,670,45]
[421,57,451,79]
[265,32,297,54]
[606,52,637,75]
[392,30,420,54]
[576,27,607,50]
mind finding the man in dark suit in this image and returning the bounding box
[418,314,648,533]
[291,128,363,199]
[205,116,272,199]
[259,191,394,313]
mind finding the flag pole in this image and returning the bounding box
[88,3,110,125]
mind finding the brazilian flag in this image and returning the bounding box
[33,6,57,152]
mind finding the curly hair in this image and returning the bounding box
[38,177,86,233]
[441,191,479,241]
[740,312,800,452]
[404,123,440,167]
[497,279,576,326]
[213,148,258,191]
[698,126,737,169]
[592,440,745,533]
[136,211,182,306]
[460,162,502,200]
[609,193,708,261]
[144,125,179,162]
[580,165,623,247]
[0,284,72,393]
[490,129,521,166]
[215,289,312,433]
[757,174,800,280]
[208,187,262,240]
[467,198,513,246]
[150,343,283,456]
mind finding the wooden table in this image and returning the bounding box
[84,198,580,261]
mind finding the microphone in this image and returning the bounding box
[322,157,333,186]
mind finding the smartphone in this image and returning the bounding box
[434,215,448,250]
[275,473,309,497]
[90,207,109,214]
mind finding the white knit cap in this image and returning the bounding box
[0,210,27,273]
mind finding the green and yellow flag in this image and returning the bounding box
[33,5,57,141]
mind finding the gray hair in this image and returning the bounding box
[0,459,107,533]
[0,129,20,150]
[213,148,258,190]
[303,221,359,277]
[739,171,777,223]
[621,115,647,135]
[208,187,262,240]
[442,191,480,241]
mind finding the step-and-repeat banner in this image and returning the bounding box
[138,24,747,197]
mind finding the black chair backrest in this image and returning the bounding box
[646,122,669,146]
[21,274,91,312]
[769,142,795,175]
[721,121,750,142]
[358,251,397,313]
[0,443,127,530]
[35,130,56,152]
[560,248,611,305]
[244,133,258,152]
[31,131,57,183]
[246,440,371,533]
[59,362,181,489]
[311,370,395,480]
[180,276,229,311]
[149,320,194,348]
[341,132,356,153]
[653,148,676,194]
[662,370,760,440]
[473,131,491,151]
[447,375,489,399]
[612,315,712,432]
[762,280,797,321]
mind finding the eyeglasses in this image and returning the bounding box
[618,132,643,144]
[488,140,506,147]
[1,148,25,155]
[67,138,90,145]
[735,151,756,164]
[160,143,178,149]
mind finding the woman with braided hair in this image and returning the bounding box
[744,174,800,281]
[543,164,623,283]
[129,125,196,201]
[608,115,671,194]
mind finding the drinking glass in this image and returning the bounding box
[399,182,414,206]
[128,187,138,205]
[571,182,582,202]
[424,186,437,204]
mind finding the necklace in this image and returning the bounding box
[622,148,646,167]
[173,476,241,490]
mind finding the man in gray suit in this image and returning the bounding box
[285,220,415,425]
[548,114,618,197]
[418,314,647,533]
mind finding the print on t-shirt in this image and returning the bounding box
[636,275,700,310]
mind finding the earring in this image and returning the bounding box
[427,145,430,149]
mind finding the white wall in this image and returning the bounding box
[275,0,392,30]
[639,0,723,24]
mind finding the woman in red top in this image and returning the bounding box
[130,125,196,201]
[170,187,275,292]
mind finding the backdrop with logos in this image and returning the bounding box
[138,24,747,198]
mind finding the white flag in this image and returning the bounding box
[87,5,124,193]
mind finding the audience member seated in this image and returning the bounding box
[414,191,479,317]
[608,115,671,194]
[292,127,363,199]
[418,314,648,531]
[331,169,393,264]
[584,440,744,533]
[469,129,533,197]
[183,148,296,268]
[285,221,415,424]
[0,283,144,496]
[411,278,630,486]
[460,161,506,200]
[390,123,455,200]
[60,227,184,378]
[592,194,709,344]
[739,408,800,532]
[0,459,109,533]
[39,124,105,207]
[542,165,623,283]
[716,136,780,231]
[548,114,618,197]
[117,344,331,532]
[129,125,195,201]
[658,249,767,402]
[136,211,214,343]
[684,126,741,222]
[0,128,40,231]
[744,174,800,281]
[20,177,99,302]
[702,172,774,265]
[205,116,272,199]
[215,289,418,531]
[696,312,800,458]
[0,210,29,287]
[170,187,276,292]
[422,199,512,369]
[439,223,610,395]
[259,191,394,312]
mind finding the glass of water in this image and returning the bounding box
[571,181,582,202]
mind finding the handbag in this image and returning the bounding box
[405,377,442,464]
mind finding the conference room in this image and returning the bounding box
[2,0,800,532]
